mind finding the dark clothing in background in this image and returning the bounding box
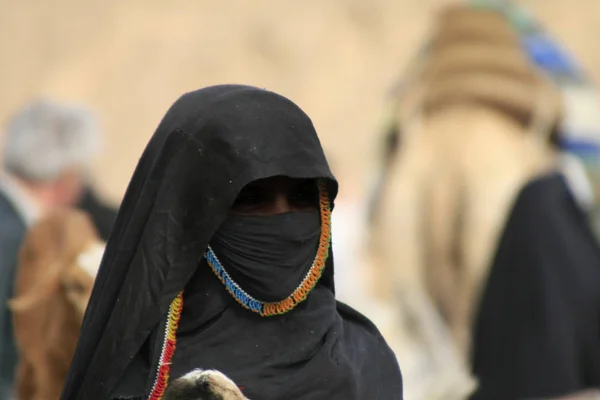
[61,85,403,400]
[470,173,600,400]
[0,192,27,400]
[77,187,119,242]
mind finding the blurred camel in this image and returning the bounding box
[367,5,563,398]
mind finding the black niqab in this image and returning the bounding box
[61,85,403,400]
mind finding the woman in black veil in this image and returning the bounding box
[60,85,403,400]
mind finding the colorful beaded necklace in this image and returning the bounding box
[206,179,332,317]
[147,179,332,399]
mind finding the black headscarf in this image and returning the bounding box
[61,85,403,400]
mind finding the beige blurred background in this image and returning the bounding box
[2,2,599,399]
[0,0,599,203]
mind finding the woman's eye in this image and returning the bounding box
[291,183,318,205]
[232,188,264,208]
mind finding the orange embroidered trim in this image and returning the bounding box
[206,180,332,317]
[147,291,184,400]
[263,181,331,316]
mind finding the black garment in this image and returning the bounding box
[77,186,119,242]
[209,210,321,302]
[0,192,27,399]
[61,85,403,400]
[470,173,600,400]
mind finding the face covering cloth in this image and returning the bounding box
[208,210,321,303]
[61,85,403,400]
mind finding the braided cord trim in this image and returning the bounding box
[147,291,184,400]
[206,180,332,317]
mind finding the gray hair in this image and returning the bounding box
[3,99,101,182]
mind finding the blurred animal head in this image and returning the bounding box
[9,208,104,318]
[164,369,249,400]
[10,208,105,400]
[62,241,104,315]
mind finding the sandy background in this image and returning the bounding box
[0,0,599,204]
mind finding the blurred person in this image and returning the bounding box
[0,99,101,399]
[470,168,600,399]
[61,85,403,400]
[470,83,600,399]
